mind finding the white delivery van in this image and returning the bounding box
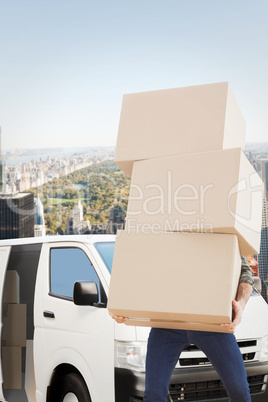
[0,234,268,402]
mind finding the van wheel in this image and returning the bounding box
[59,373,91,402]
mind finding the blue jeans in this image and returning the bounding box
[144,328,251,402]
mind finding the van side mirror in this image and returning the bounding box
[73,281,99,306]
[253,277,262,294]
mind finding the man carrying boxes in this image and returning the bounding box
[108,82,263,401]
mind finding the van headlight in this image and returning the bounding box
[259,335,268,362]
[115,341,147,372]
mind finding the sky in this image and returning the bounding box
[0,0,268,150]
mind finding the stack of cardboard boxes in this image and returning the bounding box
[108,82,264,332]
[2,270,27,389]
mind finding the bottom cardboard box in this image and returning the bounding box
[125,318,232,333]
[2,346,22,389]
[108,231,241,332]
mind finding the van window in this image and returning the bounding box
[50,247,101,299]
[94,242,115,273]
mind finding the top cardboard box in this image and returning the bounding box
[115,82,246,177]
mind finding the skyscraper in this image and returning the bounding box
[34,196,46,237]
[0,193,34,239]
[0,128,34,239]
[65,200,90,235]
[107,205,125,234]
[258,159,268,301]
[0,127,6,193]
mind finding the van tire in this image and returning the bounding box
[59,372,91,402]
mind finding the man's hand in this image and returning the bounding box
[109,311,128,324]
[221,300,244,332]
[221,282,252,333]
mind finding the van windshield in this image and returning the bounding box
[94,241,115,273]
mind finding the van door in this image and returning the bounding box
[0,246,11,402]
[34,242,114,402]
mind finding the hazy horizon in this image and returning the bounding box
[2,142,268,154]
[0,1,268,150]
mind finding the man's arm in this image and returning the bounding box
[222,256,253,333]
[239,255,255,287]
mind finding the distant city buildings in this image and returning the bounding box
[65,202,126,236]
[66,200,90,235]
[4,148,114,194]
[107,205,125,234]
[0,128,6,193]
[1,137,115,238]
[90,224,107,234]
[1,139,115,239]
[0,193,34,239]
[0,159,6,193]
[0,129,35,239]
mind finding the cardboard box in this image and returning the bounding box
[25,340,37,402]
[108,231,241,332]
[115,82,246,177]
[125,148,263,254]
[2,346,22,389]
[125,319,234,333]
[1,304,27,347]
[3,270,20,304]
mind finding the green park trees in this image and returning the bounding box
[28,161,130,234]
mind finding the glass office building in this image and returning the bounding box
[0,193,34,239]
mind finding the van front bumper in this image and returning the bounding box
[115,361,268,402]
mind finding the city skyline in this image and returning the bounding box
[4,148,114,194]
[2,141,268,155]
[0,1,268,150]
